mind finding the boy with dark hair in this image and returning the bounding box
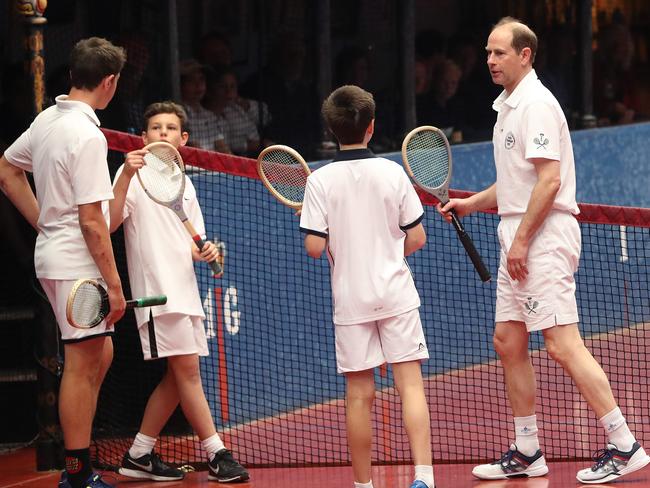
[109,100,249,483]
[0,37,127,488]
[300,85,435,488]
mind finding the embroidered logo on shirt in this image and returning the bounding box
[505,131,515,149]
[525,297,539,314]
[533,133,549,149]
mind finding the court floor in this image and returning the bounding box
[3,448,650,488]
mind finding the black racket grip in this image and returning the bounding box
[449,210,491,282]
[194,236,224,277]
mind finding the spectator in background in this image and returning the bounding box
[203,68,261,156]
[335,45,370,89]
[241,32,318,158]
[99,33,152,134]
[417,59,468,142]
[594,11,637,126]
[197,30,232,71]
[415,29,447,95]
[179,59,228,153]
[448,34,499,141]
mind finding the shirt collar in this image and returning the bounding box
[55,95,101,126]
[492,68,538,112]
[332,147,376,162]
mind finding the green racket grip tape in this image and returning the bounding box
[126,295,168,308]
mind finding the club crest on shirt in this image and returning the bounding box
[533,133,549,149]
[504,131,515,149]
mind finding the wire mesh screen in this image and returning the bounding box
[92,130,650,469]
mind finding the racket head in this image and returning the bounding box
[401,125,453,204]
[257,145,311,210]
[66,279,109,329]
[136,141,186,206]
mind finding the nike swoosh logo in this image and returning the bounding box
[130,460,153,471]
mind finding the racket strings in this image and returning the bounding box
[261,151,309,204]
[70,282,106,327]
[140,149,184,203]
[406,131,450,189]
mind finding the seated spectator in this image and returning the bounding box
[196,30,232,71]
[240,32,319,157]
[335,45,370,89]
[418,59,468,142]
[179,59,228,152]
[203,68,261,156]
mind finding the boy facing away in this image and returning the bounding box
[299,85,435,488]
[108,101,248,483]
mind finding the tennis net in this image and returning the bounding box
[92,129,650,468]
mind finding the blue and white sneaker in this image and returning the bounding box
[472,444,548,480]
[59,471,114,487]
[576,442,650,484]
[410,480,432,488]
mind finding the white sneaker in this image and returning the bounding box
[576,442,650,484]
[472,444,549,480]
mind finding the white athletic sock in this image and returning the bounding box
[514,415,540,456]
[129,432,157,459]
[353,481,373,488]
[600,407,636,452]
[201,433,226,462]
[414,464,435,487]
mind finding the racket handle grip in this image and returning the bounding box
[193,235,224,278]
[127,295,168,308]
[450,210,491,282]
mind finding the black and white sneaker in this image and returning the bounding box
[472,444,549,480]
[576,442,650,484]
[118,450,184,481]
[208,449,249,483]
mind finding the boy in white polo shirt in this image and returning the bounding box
[0,38,127,488]
[300,85,435,488]
[108,101,248,483]
[439,17,648,484]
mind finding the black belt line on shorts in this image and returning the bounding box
[148,310,159,359]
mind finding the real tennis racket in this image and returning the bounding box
[137,141,223,277]
[257,145,311,210]
[66,279,167,329]
[402,126,491,282]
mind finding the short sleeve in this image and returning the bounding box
[399,169,424,230]
[300,175,328,237]
[71,134,114,205]
[4,127,33,172]
[523,101,562,161]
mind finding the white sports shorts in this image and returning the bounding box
[40,278,114,343]
[139,312,209,360]
[334,308,429,374]
[495,211,581,332]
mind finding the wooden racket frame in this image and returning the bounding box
[256,144,311,210]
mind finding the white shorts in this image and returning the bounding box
[334,308,429,374]
[139,312,209,360]
[40,278,114,343]
[495,211,581,332]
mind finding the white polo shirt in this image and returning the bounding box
[492,69,579,216]
[4,95,114,279]
[300,148,424,325]
[115,165,206,326]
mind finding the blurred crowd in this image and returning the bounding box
[1,8,649,160]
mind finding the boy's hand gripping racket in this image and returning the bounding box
[257,145,311,210]
[136,141,223,277]
[66,279,167,329]
[402,126,491,282]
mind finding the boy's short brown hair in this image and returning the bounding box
[69,37,127,90]
[321,85,375,145]
[142,101,188,132]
